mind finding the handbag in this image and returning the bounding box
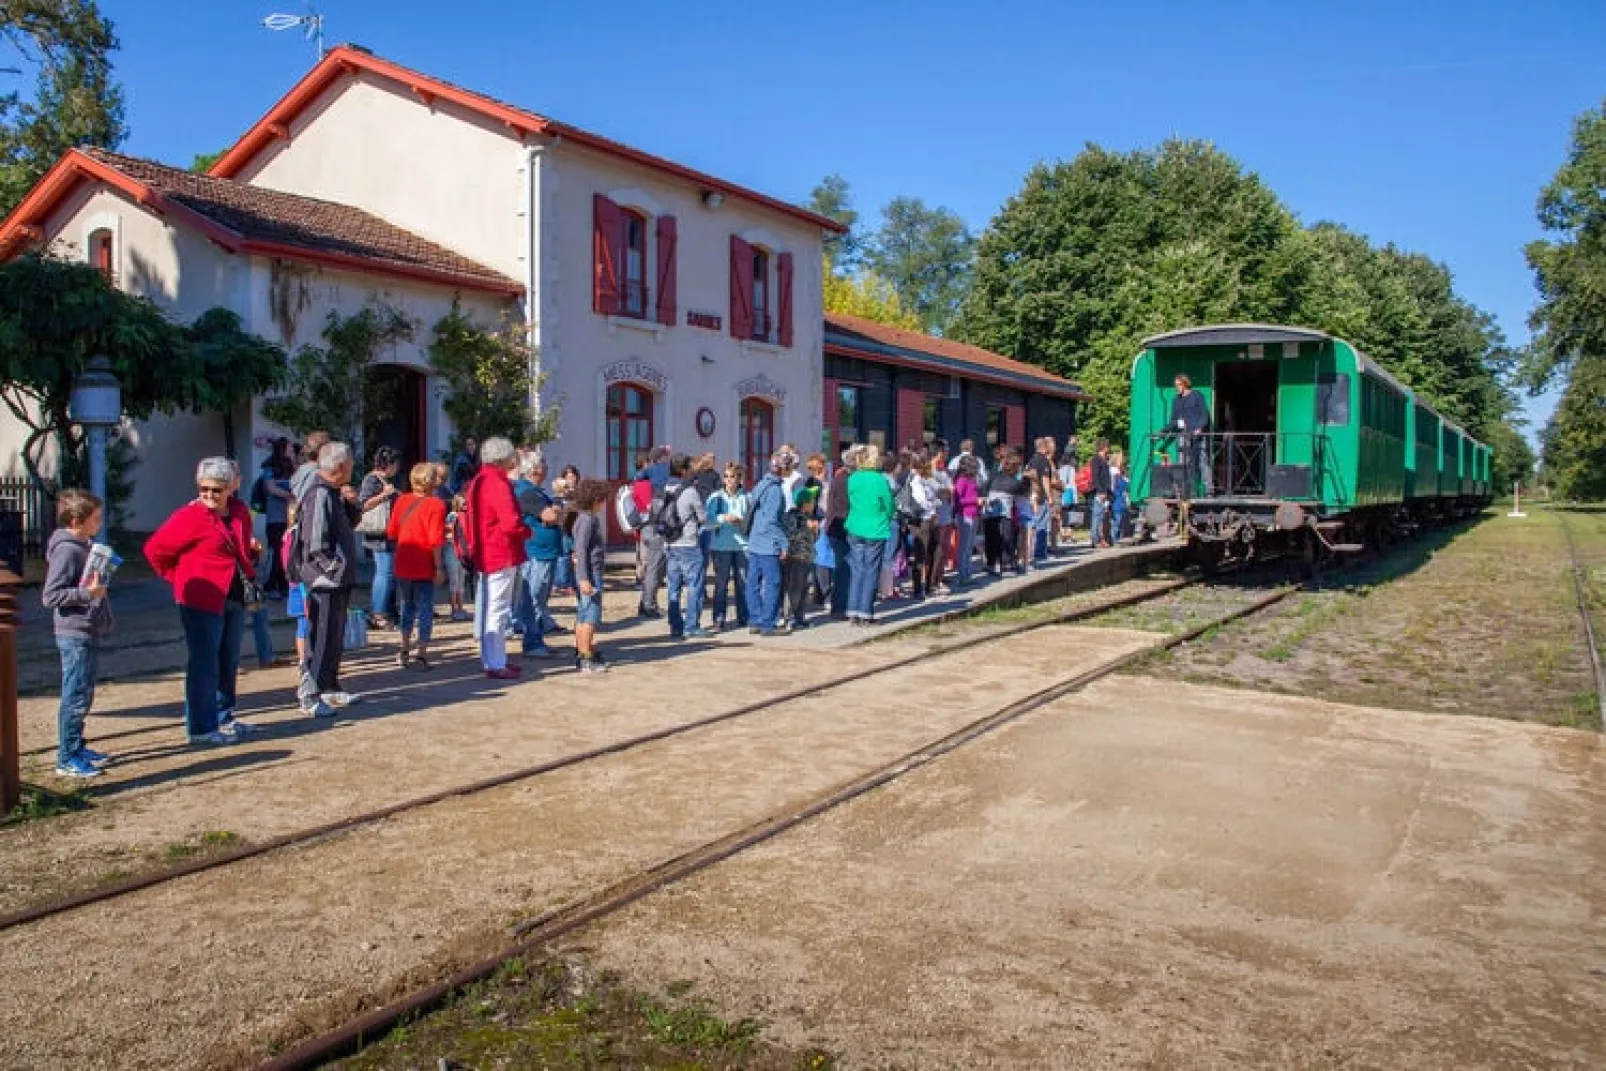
[217,516,264,612]
[357,490,393,536]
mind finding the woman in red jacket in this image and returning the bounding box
[386,462,448,670]
[144,457,260,745]
[464,437,530,679]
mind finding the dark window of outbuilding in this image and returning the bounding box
[1317,373,1350,425]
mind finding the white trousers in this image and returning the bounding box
[477,566,517,670]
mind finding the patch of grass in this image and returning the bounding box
[1,782,94,826]
[337,956,831,1071]
[161,829,242,864]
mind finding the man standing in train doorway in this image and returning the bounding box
[1170,375,1213,497]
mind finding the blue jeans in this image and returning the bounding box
[180,602,244,736]
[745,552,783,631]
[666,546,707,636]
[1112,502,1127,542]
[1032,502,1053,561]
[710,549,748,626]
[827,532,851,616]
[554,537,575,590]
[516,558,555,650]
[398,578,436,646]
[370,547,395,616]
[956,515,978,583]
[55,634,98,765]
[1091,494,1111,546]
[249,606,274,667]
[847,536,885,619]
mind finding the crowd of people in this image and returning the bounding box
[43,428,1134,775]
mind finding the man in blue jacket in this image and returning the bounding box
[1169,375,1213,496]
[744,447,795,636]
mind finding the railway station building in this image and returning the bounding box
[0,45,1085,538]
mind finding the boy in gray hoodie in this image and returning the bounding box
[41,490,115,777]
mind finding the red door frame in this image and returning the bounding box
[605,381,655,544]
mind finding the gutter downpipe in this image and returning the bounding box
[523,138,558,425]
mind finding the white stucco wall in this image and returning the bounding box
[538,142,825,480]
[238,73,526,280]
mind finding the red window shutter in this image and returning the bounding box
[729,235,754,340]
[776,251,795,348]
[655,215,678,326]
[1005,405,1026,449]
[593,193,623,315]
[896,389,927,452]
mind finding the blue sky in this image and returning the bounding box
[88,0,1606,436]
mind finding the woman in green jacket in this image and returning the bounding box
[844,444,895,626]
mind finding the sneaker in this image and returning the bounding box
[55,753,103,778]
[78,746,109,766]
[300,700,337,719]
[591,650,608,665]
[579,656,609,674]
[758,628,787,638]
[522,645,557,659]
[320,691,362,708]
[219,719,258,740]
[543,623,570,636]
[748,626,762,635]
[450,610,472,623]
[486,667,520,680]
[684,628,708,639]
[187,731,233,747]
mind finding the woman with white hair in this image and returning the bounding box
[464,437,531,679]
[144,457,261,745]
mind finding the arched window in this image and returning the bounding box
[740,398,775,487]
[89,228,114,283]
[605,382,655,484]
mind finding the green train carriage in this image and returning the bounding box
[1128,324,1491,566]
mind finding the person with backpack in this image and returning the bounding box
[356,446,402,630]
[658,454,708,639]
[744,447,794,636]
[782,457,823,630]
[287,443,362,718]
[704,462,750,631]
[386,463,448,669]
[1090,438,1114,549]
[464,437,531,680]
[251,438,295,597]
[634,450,668,619]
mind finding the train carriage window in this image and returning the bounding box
[1317,373,1350,425]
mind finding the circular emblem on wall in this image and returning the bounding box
[695,406,717,439]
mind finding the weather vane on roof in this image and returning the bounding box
[262,3,326,60]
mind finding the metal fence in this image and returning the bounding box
[0,477,55,571]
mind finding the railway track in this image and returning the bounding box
[1,574,1203,934]
[251,575,1301,1071]
[1557,509,1605,725]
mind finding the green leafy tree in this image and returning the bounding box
[1540,358,1606,501]
[189,150,223,174]
[808,174,860,272]
[0,253,184,488]
[180,308,289,457]
[0,0,126,215]
[1483,420,1536,497]
[428,300,557,452]
[865,195,975,334]
[822,257,920,329]
[262,305,414,453]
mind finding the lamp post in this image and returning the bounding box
[69,357,121,541]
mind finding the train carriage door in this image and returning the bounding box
[1211,360,1279,494]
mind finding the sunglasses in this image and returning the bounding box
[197,484,229,496]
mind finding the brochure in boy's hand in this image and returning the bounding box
[79,542,122,589]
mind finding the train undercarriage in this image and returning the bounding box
[1142,494,1491,573]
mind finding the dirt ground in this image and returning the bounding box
[0,621,1157,1070]
[1138,512,1602,728]
[582,673,1606,1070]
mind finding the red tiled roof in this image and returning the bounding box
[0,146,521,295]
[210,45,847,235]
[81,149,521,292]
[824,312,1090,400]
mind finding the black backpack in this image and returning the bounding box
[654,482,688,542]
